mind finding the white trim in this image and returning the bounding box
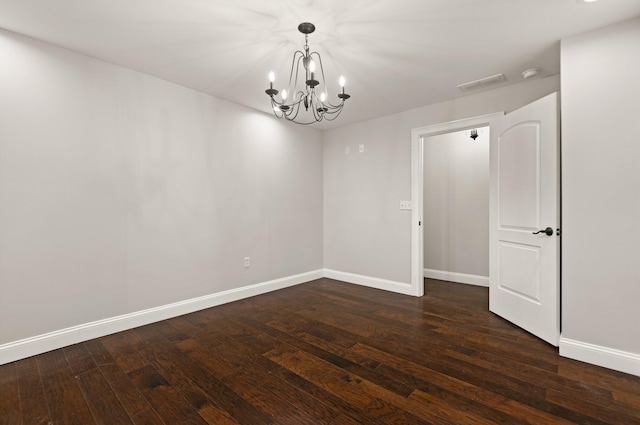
[411,112,504,298]
[424,268,489,287]
[0,269,323,366]
[410,130,424,296]
[412,112,505,138]
[323,269,415,296]
[559,337,640,378]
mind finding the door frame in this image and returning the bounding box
[410,112,504,296]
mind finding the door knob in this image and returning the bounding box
[533,227,553,236]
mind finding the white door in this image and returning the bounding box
[489,92,560,346]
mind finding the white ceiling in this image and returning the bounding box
[1,0,639,129]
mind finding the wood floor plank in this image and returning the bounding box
[223,371,325,425]
[100,330,149,374]
[0,362,21,425]
[84,339,117,367]
[407,388,503,425]
[361,398,427,425]
[546,386,640,424]
[265,316,381,369]
[97,362,154,419]
[327,414,362,425]
[265,346,374,409]
[127,364,208,425]
[76,367,134,425]
[133,327,240,425]
[558,359,640,397]
[175,317,344,424]
[4,278,640,424]
[374,361,575,425]
[15,357,51,425]
[63,343,98,376]
[265,362,389,425]
[129,407,166,425]
[242,315,414,398]
[352,341,606,424]
[38,349,96,425]
[134,326,274,425]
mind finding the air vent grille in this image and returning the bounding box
[457,73,507,92]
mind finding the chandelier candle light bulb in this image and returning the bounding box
[265,71,279,97]
[264,22,350,124]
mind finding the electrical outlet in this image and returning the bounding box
[400,201,412,210]
[359,144,365,153]
[345,146,350,155]
[244,257,250,268]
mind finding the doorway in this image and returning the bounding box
[409,113,504,297]
[423,126,490,287]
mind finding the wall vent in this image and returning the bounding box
[457,73,507,92]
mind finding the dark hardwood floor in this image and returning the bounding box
[2,278,640,424]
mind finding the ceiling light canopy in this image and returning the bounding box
[265,23,350,125]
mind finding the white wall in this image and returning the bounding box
[0,30,323,350]
[323,75,559,286]
[423,128,489,281]
[560,18,640,374]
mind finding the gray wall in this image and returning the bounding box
[561,18,640,357]
[423,128,489,278]
[0,30,323,345]
[323,76,559,283]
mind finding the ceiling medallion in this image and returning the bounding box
[265,22,350,125]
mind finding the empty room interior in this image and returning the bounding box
[1,1,640,424]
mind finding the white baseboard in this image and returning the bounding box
[323,269,415,296]
[559,337,640,378]
[0,269,323,366]
[424,268,489,287]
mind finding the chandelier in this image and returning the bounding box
[265,22,350,125]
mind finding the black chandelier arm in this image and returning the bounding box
[270,91,308,109]
[284,104,302,122]
[321,104,343,115]
[270,94,313,124]
[311,101,325,121]
[274,102,301,122]
[286,92,325,125]
[288,51,306,90]
[317,105,344,122]
[319,103,344,118]
[271,102,285,119]
[323,98,346,109]
[306,87,343,116]
[322,107,345,121]
[284,109,324,125]
[309,52,327,90]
